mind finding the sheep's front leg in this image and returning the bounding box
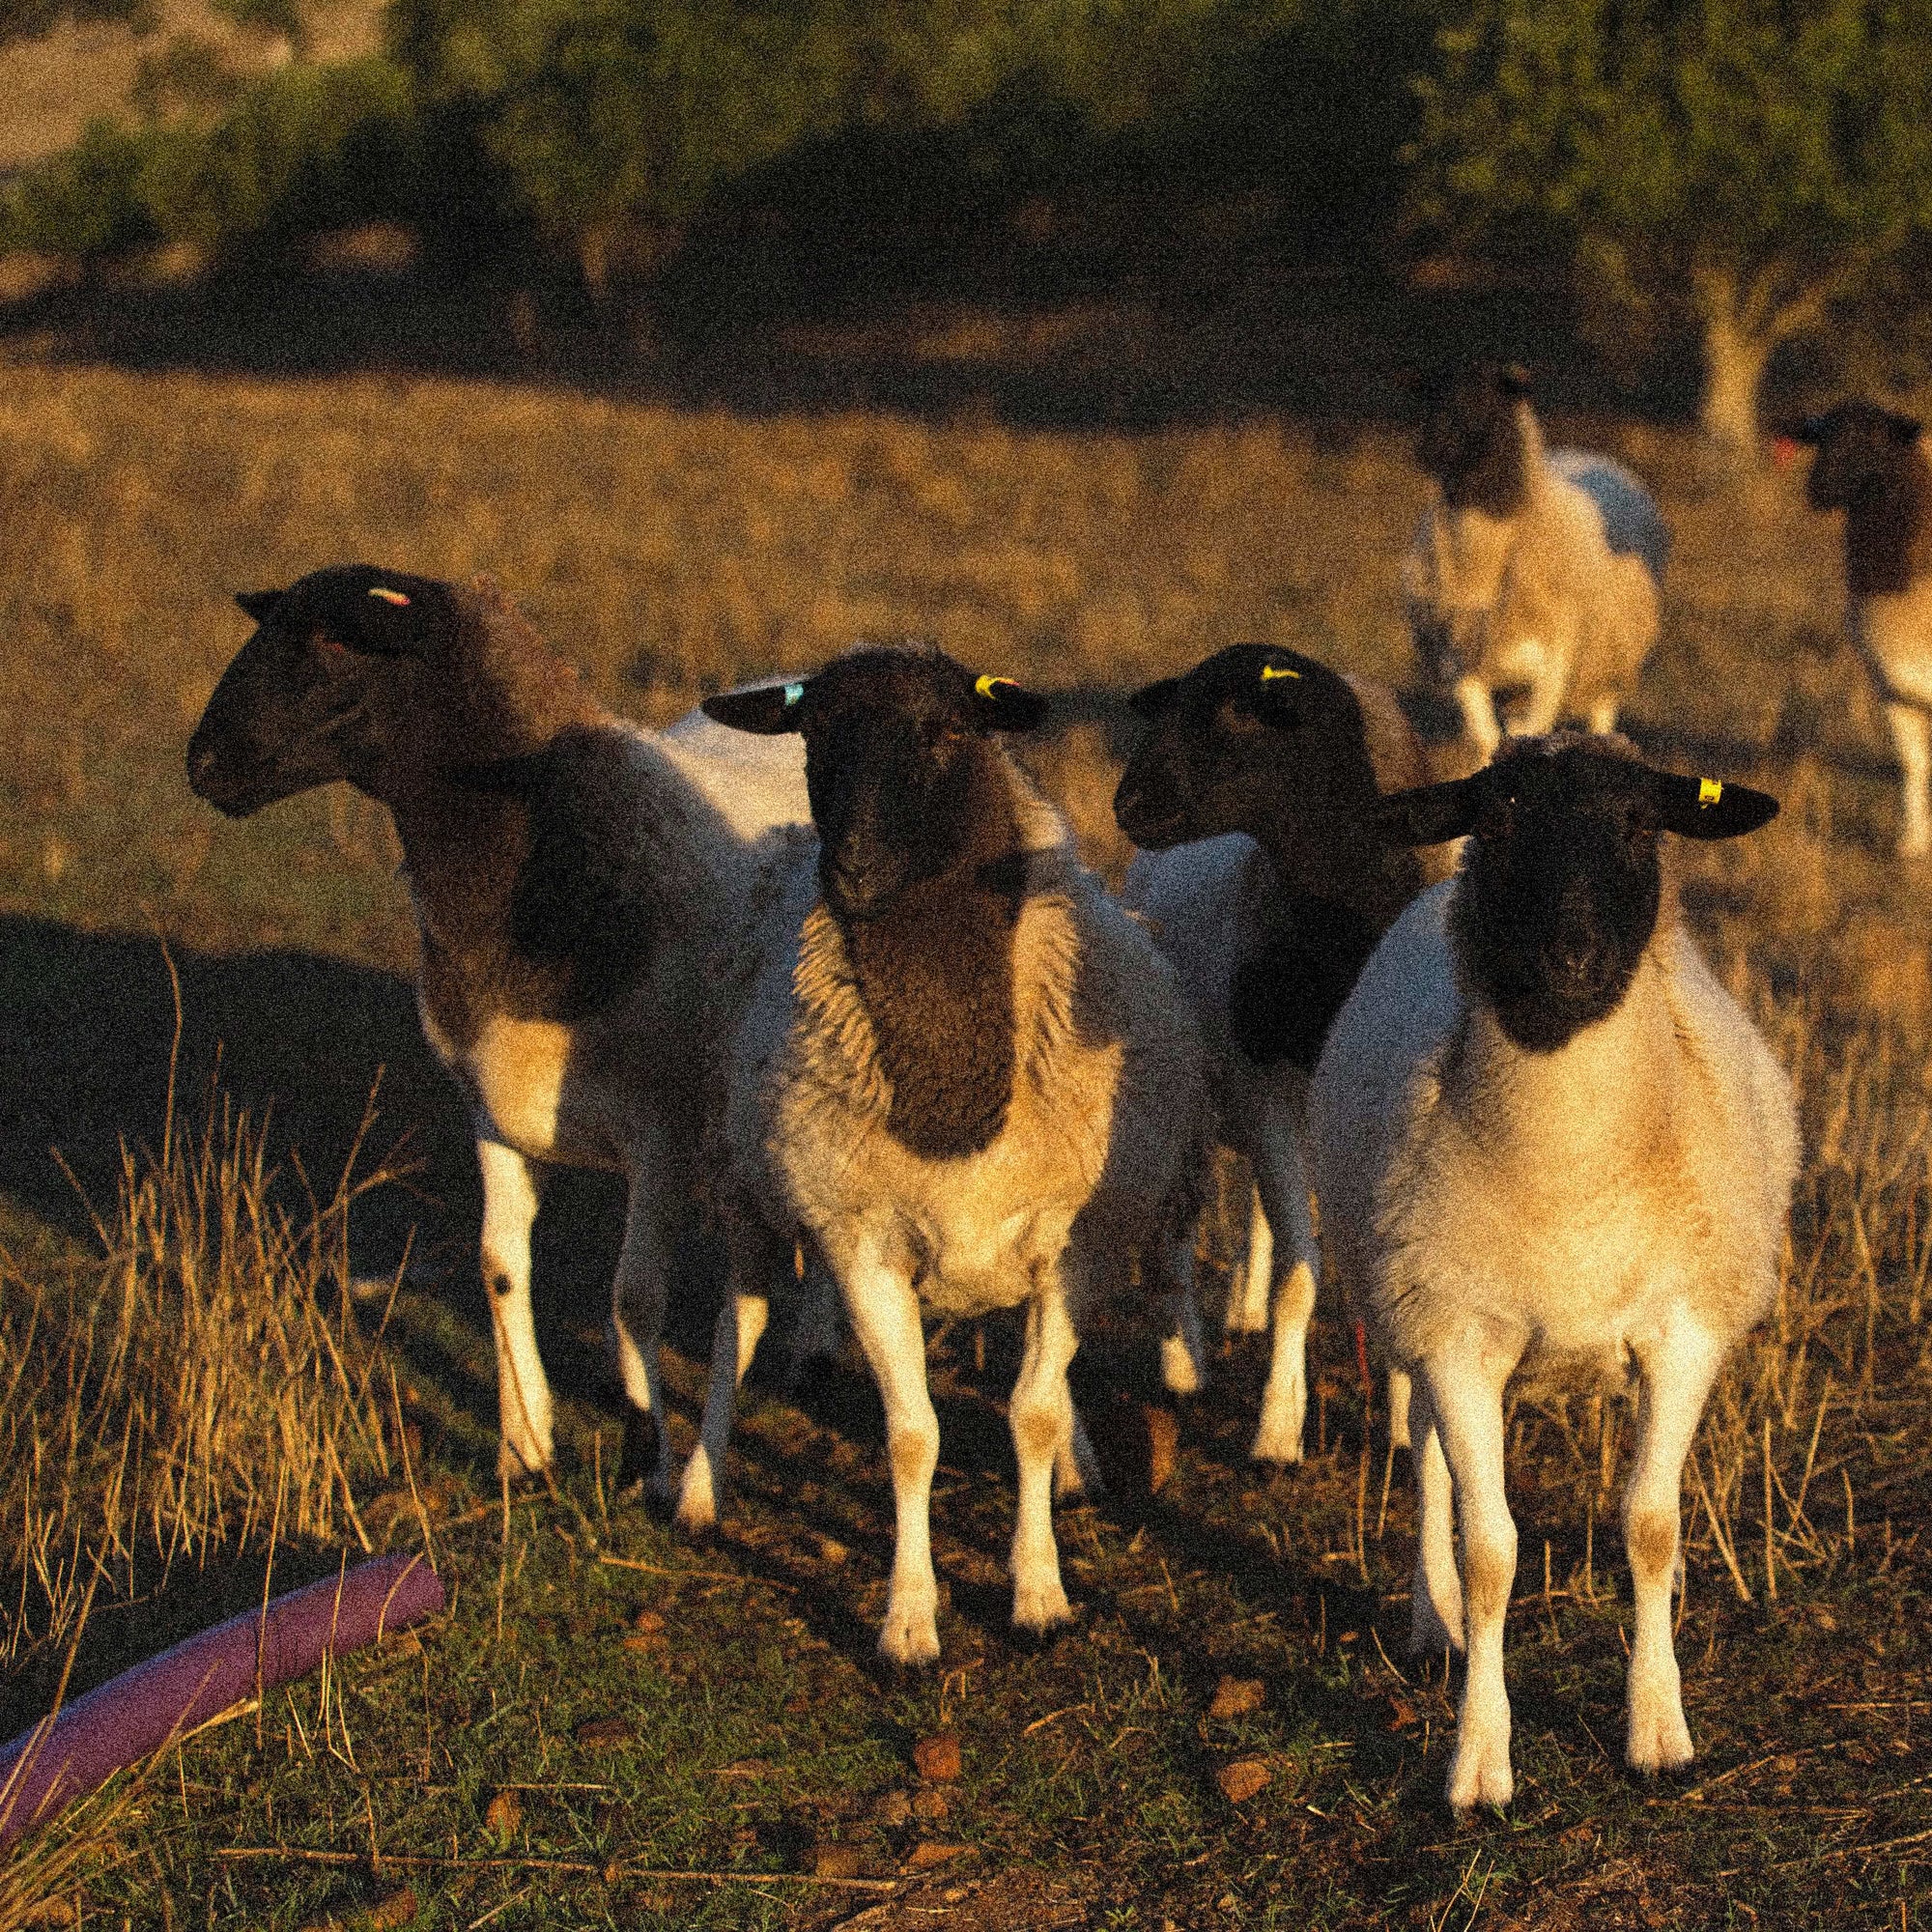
[1424,1344,1520,1814]
[1624,1314,1725,1775]
[1009,1281,1080,1635]
[477,1139,554,1480]
[1406,1379,1463,1657]
[838,1236,942,1664]
[1250,1132,1318,1464]
[1885,701,1932,859]
[611,1171,675,1505]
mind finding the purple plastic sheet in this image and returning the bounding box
[0,1551,442,1845]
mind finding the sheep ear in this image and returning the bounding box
[1498,363,1533,398]
[701,680,810,734]
[1650,772,1780,840]
[970,673,1049,733]
[236,589,283,623]
[1375,774,1481,847]
[1126,676,1179,721]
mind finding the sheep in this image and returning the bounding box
[1789,397,1932,857]
[1112,643,1452,1460]
[703,646,1210,1663]
[1403,363,1668,758]
[185,564,810,1512]
[1307,734,1796,1814]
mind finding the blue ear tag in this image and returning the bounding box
[782,682,806,706]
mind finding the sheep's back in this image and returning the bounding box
[1548,449,1669,585]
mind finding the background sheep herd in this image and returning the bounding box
[5,344,1932,1928]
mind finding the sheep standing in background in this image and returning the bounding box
[1404,363,1667,758]
[186,566,810,1508]
[1309,736,1795,1813]
[1790,398,1932,857]
[1112,644,1449,1460]
[704,649,1209,1663]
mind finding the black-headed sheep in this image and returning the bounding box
[1404,364,1667,757]
[186,565,809,1506]
[1791,396,1932,857]
[1308,736,1796,1814]
[1113,644,1448,1459]
[704,647,1210,1663]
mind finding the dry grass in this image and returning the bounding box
[0,988,405,1673]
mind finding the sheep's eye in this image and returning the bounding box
[1475,797,1515,843]
[312,630,351,665]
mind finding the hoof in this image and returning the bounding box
[1011,1577,1073,1636]
[1626,1704,1694,1776]
[497,1439,554,1485]
[1446,1738,1513,1817]
[673,1455,720,1538]
[877,1606,942,1668]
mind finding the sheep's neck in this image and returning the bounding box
[841,854,1024,1163]
[1447,947,1681,1189]
[1846,448,1932,598]
[1228,817,1424,1069]
[390,717,687,1041]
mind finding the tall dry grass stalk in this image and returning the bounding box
[0,1031,406,1670]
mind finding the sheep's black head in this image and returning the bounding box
[701,646,1047,923]
[1791,397,1922,512]
[1115,645,1373,856]
[1377,741,1778,1053]
[1409,360,1534,516]
[187,565,459,815]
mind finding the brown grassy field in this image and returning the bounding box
[3,329,1932,1928]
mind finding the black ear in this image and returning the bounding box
[1790,415,1828,445]
[236,589,283,623]
[1650,771,1779,839]
[1375,773,1483,847]
[969,673,1049,733]
[1498,362,1533,398]
[701,679,810,734]
[1889,412,1923,443]
[1126,676,1179,721]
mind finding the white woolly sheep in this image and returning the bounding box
[187,565,810,1500]
[1404,363,1667,758]
[1308,735,1797,1814]
[1113,643,1450,1460]
[702,647,1210,1663]
[1791,396,1932,857]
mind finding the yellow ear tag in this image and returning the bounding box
[1260,663,1300,682]
[976,674,1016,699]
[1697,778,1722,808]
[367,586,411,607]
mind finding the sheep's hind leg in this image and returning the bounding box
[611,1174,676,1507]
[1623,1313,1725,1776]
[1227,1182,1272,1334]
[675,1201,777,1533]
[1009,1281,1080,1636]
[1406,1380,1463,1657]
[837,1234,942,1665]
[1886,701,1932,859]
[1424,1343,1520,1815]
[1250,1135,1317,1463]
[477,1140,554,1481]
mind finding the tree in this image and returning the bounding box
[1406,0,1932,451]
